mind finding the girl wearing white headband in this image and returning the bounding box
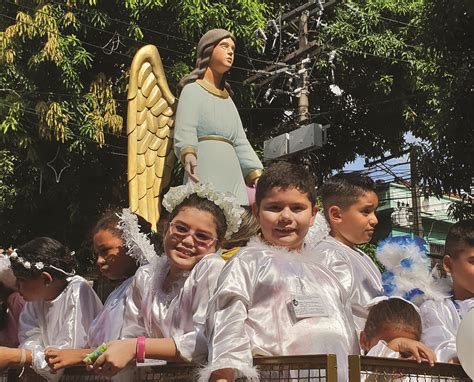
[0,237,103,381]
[88,183,243,377]
[45,209,156,380]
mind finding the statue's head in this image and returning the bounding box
[177,29,236,96]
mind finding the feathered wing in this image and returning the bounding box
[128,45,175,230]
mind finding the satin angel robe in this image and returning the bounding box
[122,254,225,363]
[202,237,359,382]
[87,276,134,348]
[18,276,102,382]
[308,236,383,333]
[174,81,263,205]
[420,296,474,362]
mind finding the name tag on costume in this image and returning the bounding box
[290,295,329,319]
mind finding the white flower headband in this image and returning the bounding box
[116,208,156,265]
[162,183,244,240]
[8,251,76,277]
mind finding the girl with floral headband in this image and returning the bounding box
[44,209,156,380]
[88,183,243,377]
[0,237,103,381]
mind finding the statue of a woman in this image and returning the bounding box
[174,29,263,205]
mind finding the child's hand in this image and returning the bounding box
[449,357,460,364]
[45,348,89,371]
[387,338,436,366]
[89,339,136,377]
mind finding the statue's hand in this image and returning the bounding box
[184,153,199,183]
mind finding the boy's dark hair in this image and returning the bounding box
[255,161,316,207]
[11,237,76,280]
[364,299,421,341]
[445,219,474,259]
[167,194,227,243]
[319,172,376,217]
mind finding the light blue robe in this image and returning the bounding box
[174,82,263,205]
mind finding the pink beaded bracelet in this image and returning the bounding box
[136,336,146,363]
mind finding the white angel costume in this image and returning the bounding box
[309,236,383,333]
[174,80,263,205]
[87,276,134,348]
[420,296,474,362]
[18,276,102,382]
[202,237,359,382]
[122,254,225,363]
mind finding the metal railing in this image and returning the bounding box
[1,355,470,381]
[349,355,471,382]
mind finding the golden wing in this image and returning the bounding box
[127,45,175,230]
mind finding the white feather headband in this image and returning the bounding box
[116,208,156,266]
[162,183,244,240]
[376,236,450,306]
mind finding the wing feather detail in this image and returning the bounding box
[127,45,176,230]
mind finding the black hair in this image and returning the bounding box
[319,172,376,218]
[10,237,76,280]
[364,299,422,341]
[167,194,227,243]
[93,209,153,242]
[255,161,316,207]
[445,219,474,259]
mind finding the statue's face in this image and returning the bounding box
[208,37,235,74]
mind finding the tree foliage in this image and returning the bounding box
[0,0,471,257]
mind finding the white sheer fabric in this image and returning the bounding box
[309,236,383,333]
[203,237,359,382]
[420,296,474,362]
[18,276,102,381]
[87,276,134,348]
[122,254,225,363]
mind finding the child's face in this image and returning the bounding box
[360,324,418,352]
[329,191,378,247]
[164,207,218,271]
[444,247,474,299]
[16,274,49,302]
[254,187,317,250]
[94,229,137,281]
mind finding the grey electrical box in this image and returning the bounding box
[263,133,289,160]
[288,123,327,154]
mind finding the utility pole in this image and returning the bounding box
[410,146,424,237]
[298,11,310,123]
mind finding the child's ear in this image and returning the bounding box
[41,272,53,286]
[359,330,370,353]
[327,205,342,223]
[309,206,318,225]
[443,255,453,274]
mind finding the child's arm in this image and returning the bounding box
[420,300,457,362]
[0,347,32,370]
[200,257,259,382]
[121,267,148,338]
[367,339,436,365]
[89,338,179,377]
[44,348,93,371]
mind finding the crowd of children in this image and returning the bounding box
[0,161,472,382]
